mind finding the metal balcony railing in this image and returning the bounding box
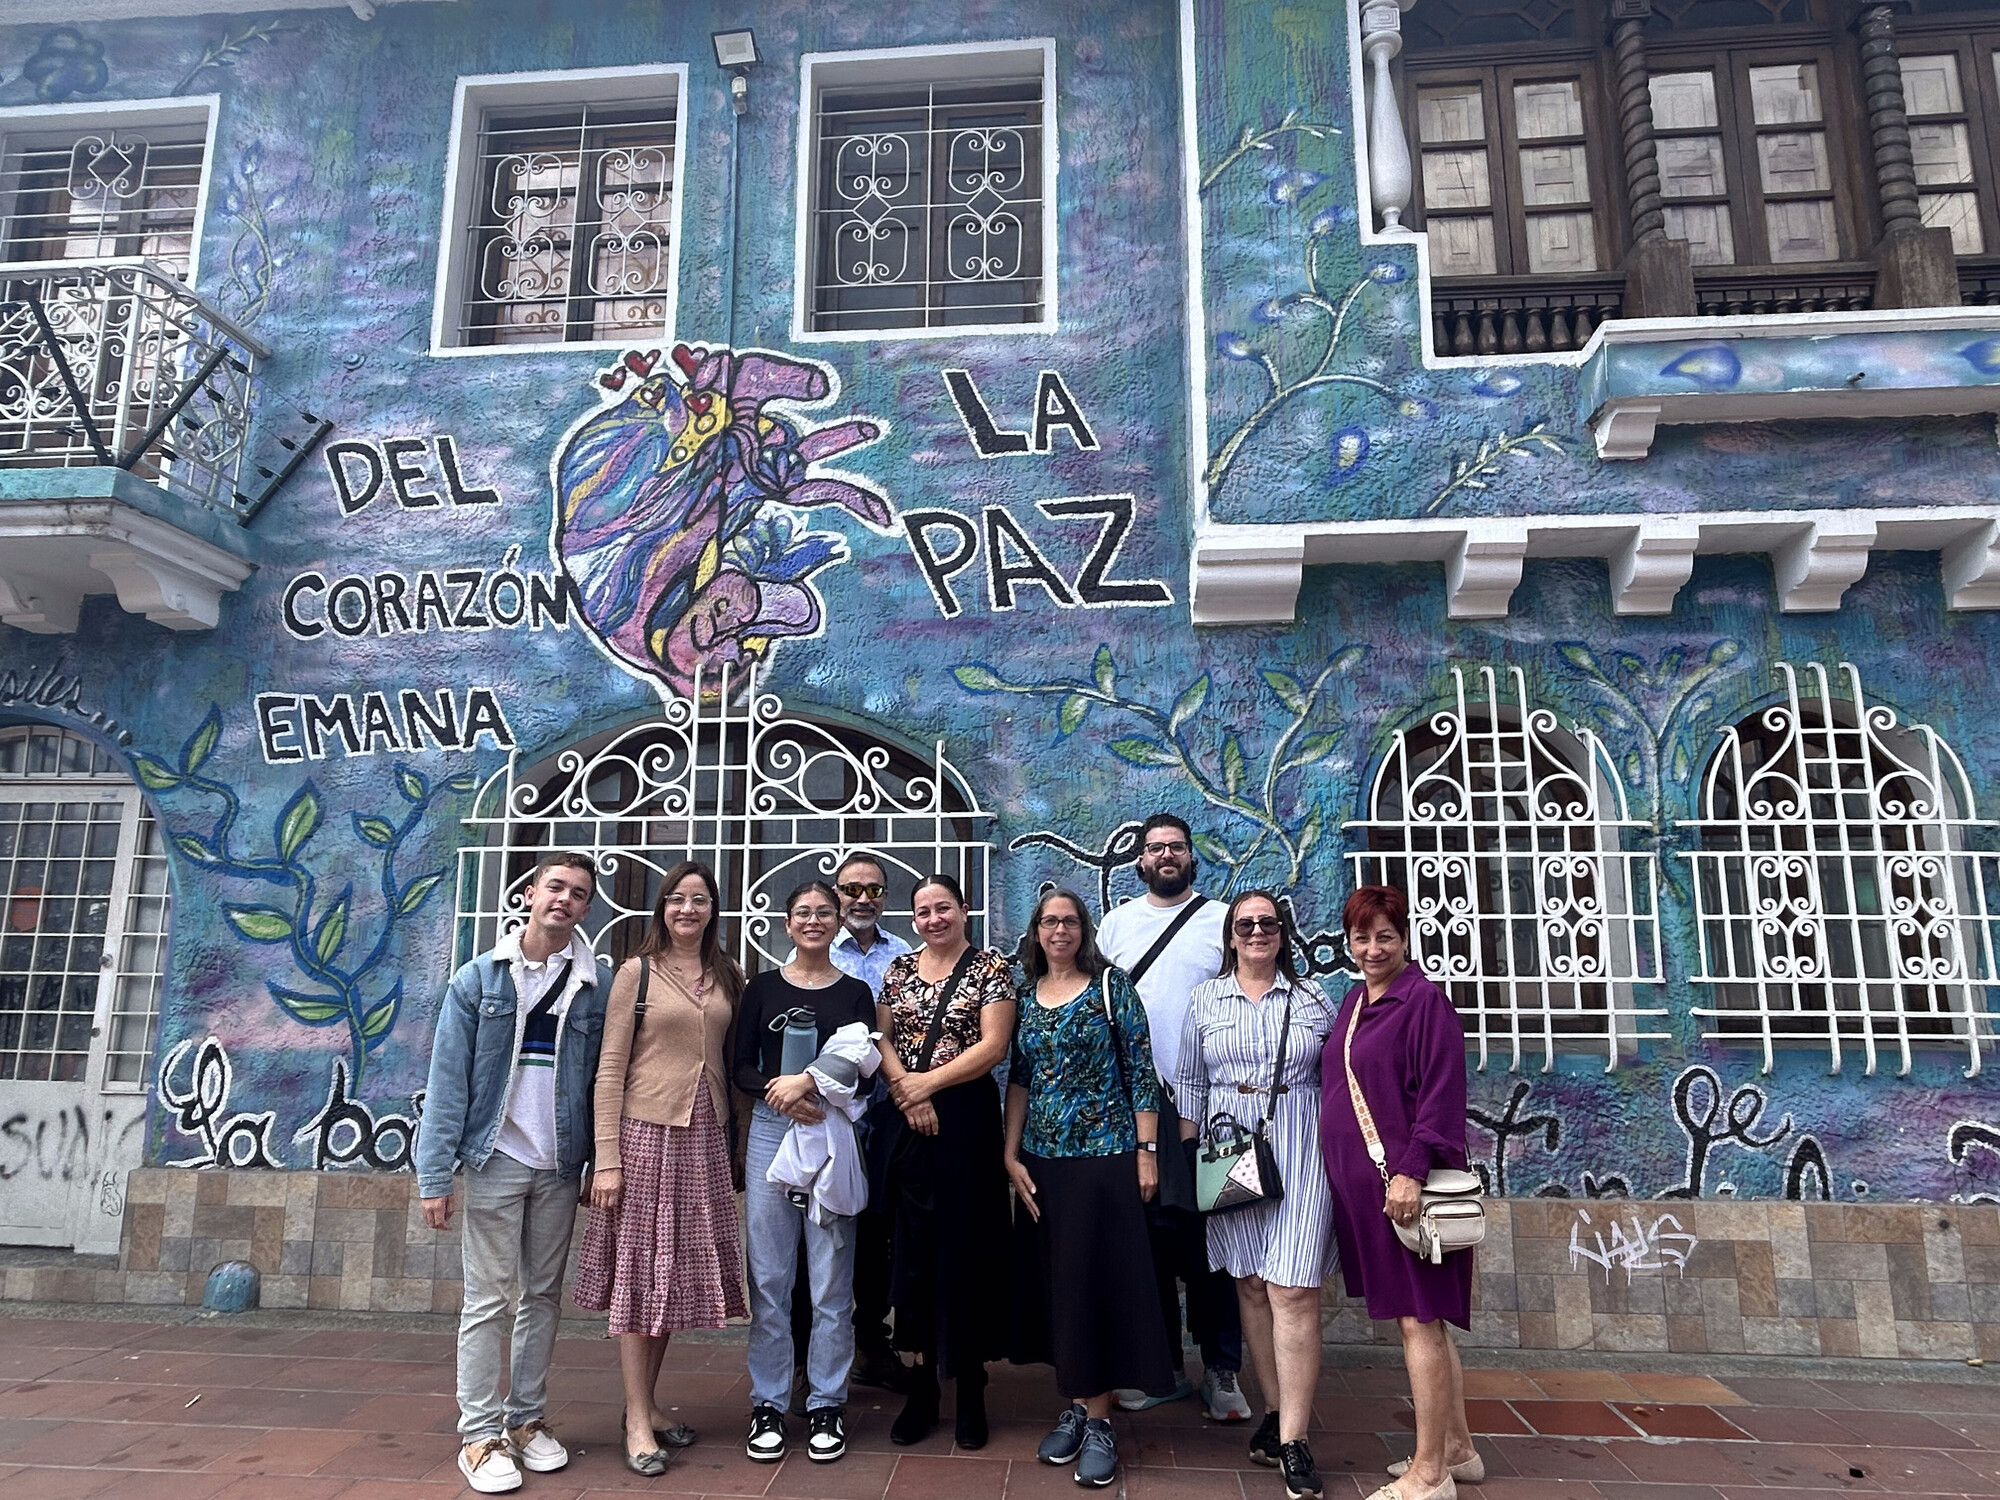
[0,258,271,518]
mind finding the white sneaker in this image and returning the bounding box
[506,1419,569,1473]
[1202,1368,1253,1423]
[458,1436,523,1494]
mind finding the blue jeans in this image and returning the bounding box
[746,1104,858,1411]
[456,1150,576,1440]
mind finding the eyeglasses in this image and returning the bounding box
[662,893,713,910]
[1037,915,1083,931]
[790,906,838,922]
[1232,916,1283,936]
[836,882,886,900]
[1143,840,1191,857]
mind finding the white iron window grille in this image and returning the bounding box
[0,125,204,279]
[808,76,1046,333]
[1346,666,1665,1071]
[1681,661,2000,1077]
[460,102,677,347]
[456,665,996,972]
[0,725,168,1088]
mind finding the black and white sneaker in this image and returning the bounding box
[1248,1411,1282,1467]
[806,1406,847,1463]
[745,1404,787,1463]
[1074,1418,1118,1488]
[1038,1403,1088,1465]
[1279,1438,1323,1500]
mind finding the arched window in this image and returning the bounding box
[455,667,995,969]
[1681,662,2000,1077]
[1347,666,1664,1070]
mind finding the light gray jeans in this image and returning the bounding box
[456,1149,576,1441]
[745,1103,857,1412]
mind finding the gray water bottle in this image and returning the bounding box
[777,1008,817,1076]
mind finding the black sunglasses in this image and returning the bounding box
[1232,916,1283,936]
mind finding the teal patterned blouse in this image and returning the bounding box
[1008,965,1163,1158]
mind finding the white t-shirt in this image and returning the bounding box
[1096,893,1227,1085]
[493,936,584,1171]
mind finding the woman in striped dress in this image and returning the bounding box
[1173,891,1339,1500]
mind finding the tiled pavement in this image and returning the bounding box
[1,1307,1997,1499]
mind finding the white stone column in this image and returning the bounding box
[1362,0,1418,233]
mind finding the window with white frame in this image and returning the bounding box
[0,104,211,279]
[1682,662,2000,1078]
[1346,666,1665,1071]
[797,43,1055,337]
[433,67,684,352]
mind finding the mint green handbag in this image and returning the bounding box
[1193,986,1292,1214]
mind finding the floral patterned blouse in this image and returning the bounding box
[1008,965,1162,1158]
[881,947,1017,1071]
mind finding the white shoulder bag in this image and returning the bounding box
[1341,993,1486,1265]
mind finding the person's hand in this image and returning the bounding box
[1137,1149,1159,1204]
[590,1165,624,1211]
[905,1100,940,1136]
[1006,1155,1040,1220]
[420,1194,453,1231]
[1384,1173,1423,1226]
[767,1073,824,1124]
[888,1071,934,1109]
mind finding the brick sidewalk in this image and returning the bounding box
[1,1307,1997,1498]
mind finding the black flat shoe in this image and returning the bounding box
[954,1370,988,1450]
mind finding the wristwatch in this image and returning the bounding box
[1137,1141,1158,1153]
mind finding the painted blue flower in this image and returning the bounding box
[1266,170,1326,205]
[21,28,108,103]
[1660,344,1742,388]
[1252,297,1290,324]
[1399,397,1435,420]
[1369,262,1408,283]
[1472,372,1523,398]
[1961,338,2000,375]
[1330,426,1369,480]
[1215,332,1254,360]
[1309,207,1343,238]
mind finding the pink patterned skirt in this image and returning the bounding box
[573,1090,747,1335]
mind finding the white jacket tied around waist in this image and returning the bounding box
[766,1021,881,1225]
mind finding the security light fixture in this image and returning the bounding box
[713,29,760,116]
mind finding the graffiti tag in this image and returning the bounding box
[903,496,1173,617]
[255,686,515,763]
[280,548,575,640]
[941,368,1098,457]
[324,434,499,513]
[157,1037,281,1169]
[294,1058,421,1172]
[1569,1208,1699,1281]
[0,664,129,744]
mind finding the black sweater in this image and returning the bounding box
[732,968,877,1095]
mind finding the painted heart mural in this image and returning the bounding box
[552,343,891,697]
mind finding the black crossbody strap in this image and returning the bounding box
[1259,984,1296,1133]
[525,958,575,1025]
[914,946,981,1074]
[1126,895,1208,987]
[632,956,651,1033]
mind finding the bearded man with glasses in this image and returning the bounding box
[1093,814,1251,1423]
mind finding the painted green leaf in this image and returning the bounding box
[1709,639,1742,665]
[183,706,222,775]
[1286,731,1342,768]
[1558,643,1598,673]
[313,894,349,964]
[1299,805,1324,858]
[1671,743,1691,783]
[1092,644,1116,695]
[1192,833,1235,865]
[1057,694,1089,737]
[276,784,322,859]
[399,869,447,915]
[225,904,294,943]
[1328,645,1367,675]
[1108,736,1180,769]
[952,663,1009,693]
[1168,674,1210,734]
[444,773,478,794]
[132,755,181,791]
[1222,735,1246,794]
[360,982,403,1042]
[173,834,218,866]
[353,815,396,847]
[1260,669,1306,715]
[267,983,345,1026]
[396,765,428,803]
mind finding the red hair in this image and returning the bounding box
[1342,884,1409,940]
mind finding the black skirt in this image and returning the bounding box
[886,1077,1012,1378]
[1011,1150,1176,1399]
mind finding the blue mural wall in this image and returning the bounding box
[1,0,1998,1205]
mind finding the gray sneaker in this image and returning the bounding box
[1074,1418,1118,1488]
[1038,1403,1088,1465]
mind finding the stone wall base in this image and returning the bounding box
[3,1172,1996,1361]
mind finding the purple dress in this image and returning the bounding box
[1318,964,1473,1327]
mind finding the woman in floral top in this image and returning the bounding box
[874,873,1017,1450]
[1004,888,1173,1489]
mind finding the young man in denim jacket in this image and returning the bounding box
[416,851,610,1494]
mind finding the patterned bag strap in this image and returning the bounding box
[1342,993,1392,1186]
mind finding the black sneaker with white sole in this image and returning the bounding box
[806,1406,847,1463]
[1279,1438,1323,1500]
[1248,1410,1281,1467]
[1074,1418,1118,1488]
[1037,1403,1088,1465]
[745,1404,787,1463]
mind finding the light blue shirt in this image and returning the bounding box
[830,924,913,997]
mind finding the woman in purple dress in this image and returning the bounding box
[1319,886,1478,1500]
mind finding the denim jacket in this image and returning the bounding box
[414,929,610,1199]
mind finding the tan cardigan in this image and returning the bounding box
[593,955,737,1170]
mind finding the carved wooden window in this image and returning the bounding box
[1404,63,1612,277]
[1648,48,1858,266]
[1891,25,2000,263]
[0,124,205,278]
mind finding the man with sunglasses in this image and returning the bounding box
[1095,815,1251,1424]
[826,853,913,1390]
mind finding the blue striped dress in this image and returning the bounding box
[1173,972,1340,1289]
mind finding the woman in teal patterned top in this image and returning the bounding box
[1004,888,1175,1488]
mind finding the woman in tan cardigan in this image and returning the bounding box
[574,859,746,1474]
